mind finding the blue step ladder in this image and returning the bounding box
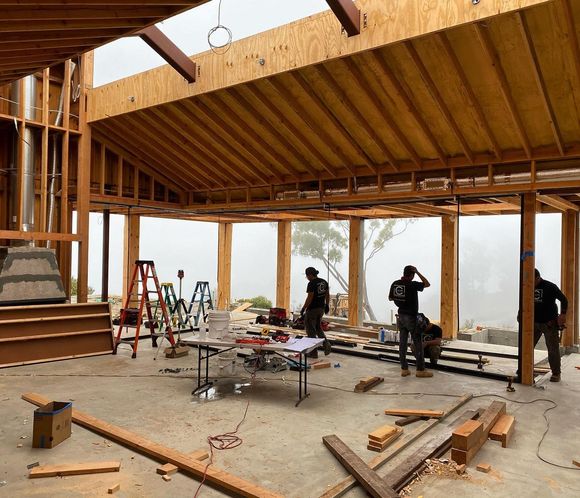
[186,281,214,326]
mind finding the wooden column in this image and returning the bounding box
[101,209,110,303]
[348,218,364,326]
[122,212,140,304]
[561,210,578,347]
[217,222,233,310]
[76,52,94,303]
[440,216,459,339]
[276,221,292,311]
[520,192,536,385]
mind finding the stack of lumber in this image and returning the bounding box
[489,414,515,448]
[0,303,114,368]
[367,425,402,452]
[354,376,384,393]
[451,401,506,465]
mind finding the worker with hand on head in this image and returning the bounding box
[301,267,331,358]
[389,265,433,378]
[532,268,567,382]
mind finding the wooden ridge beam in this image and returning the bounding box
[325,0,360,37]
[137,25,196,83]
[21,392,282,498]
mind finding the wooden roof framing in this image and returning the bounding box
[0,0,210,85]
[90,0,580,212]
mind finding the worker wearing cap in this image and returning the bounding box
[533,269,567,382]
[301,267,331,358]
[389,265,433,378]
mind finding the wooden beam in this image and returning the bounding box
[516,11,564,156]
[40,68,50,234]
[137,25,196,83]
[30,461,121,478]
[0,230,80,242]
[102,209,110,303]
[21,392,282,498]
[76,52,94,304]
[325,0,360,37]
[403,41,474,164]
[88,0,553,120]
[474,23,532,158]
[217,222,232,310]
[561,210,578,347]
[537,194,579,212]
[322,435,398,498]
[520,192,536,385]
[122,212,140,305]
[440,216,458,339]
[348,218,364,326]
[436,32,502,160]
[276,221,292,312]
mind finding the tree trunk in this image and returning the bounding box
[362,275,377,321]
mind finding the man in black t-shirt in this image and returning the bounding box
[301,267,331,358]
[389,265,433,378]
[533,269,567,382]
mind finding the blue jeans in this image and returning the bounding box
[398,314,425,370]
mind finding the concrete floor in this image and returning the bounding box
[1,340,579,498]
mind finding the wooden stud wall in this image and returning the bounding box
[122,213,140,305]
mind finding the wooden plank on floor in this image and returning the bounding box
[319,393,473,498]
[29,461,121,478]
[367,428,403,452]
[384,409,481,492]
[22,393,282,498]
[368,425,397,443]
[322,435,398,498]
[384,409,444,418]
[157,449,209,475]
[354,376,384,392]
[395,415,425,427]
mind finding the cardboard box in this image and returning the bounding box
[32,401,72,449]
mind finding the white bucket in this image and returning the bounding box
[217,349,237,375]
[207,310,231,339]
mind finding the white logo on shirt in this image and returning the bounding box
[535,289,543,303]
[394,285,406,298]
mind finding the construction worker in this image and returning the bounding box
[389,265,433,378]
[301,267,331,358]
[533,269,567,382]
[412,314,443,366]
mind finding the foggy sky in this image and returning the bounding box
[85,1,564,330]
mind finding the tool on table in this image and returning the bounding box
[113,260,175,358]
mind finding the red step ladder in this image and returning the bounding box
[113,260,175,358]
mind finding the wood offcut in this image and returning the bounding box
[29,461,121,478]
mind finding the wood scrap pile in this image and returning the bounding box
[399,458,471,497]
[450,401,510,465]
[367,425,403,453]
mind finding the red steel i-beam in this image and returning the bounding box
[137,25,197,83]
[326,0,360,37]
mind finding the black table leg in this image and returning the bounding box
[192,344,213,395]
[295,351,310,407]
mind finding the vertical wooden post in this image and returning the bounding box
[276,221,292,312]
[217,222,233,310]
[101,209,110,303]
[40,68,50,235]
[348,217,364,326]
[122,212,140,304]
[520,192,536,385]
[76,52,94,303]
[561,210,578,347]
[440,216,459,339]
